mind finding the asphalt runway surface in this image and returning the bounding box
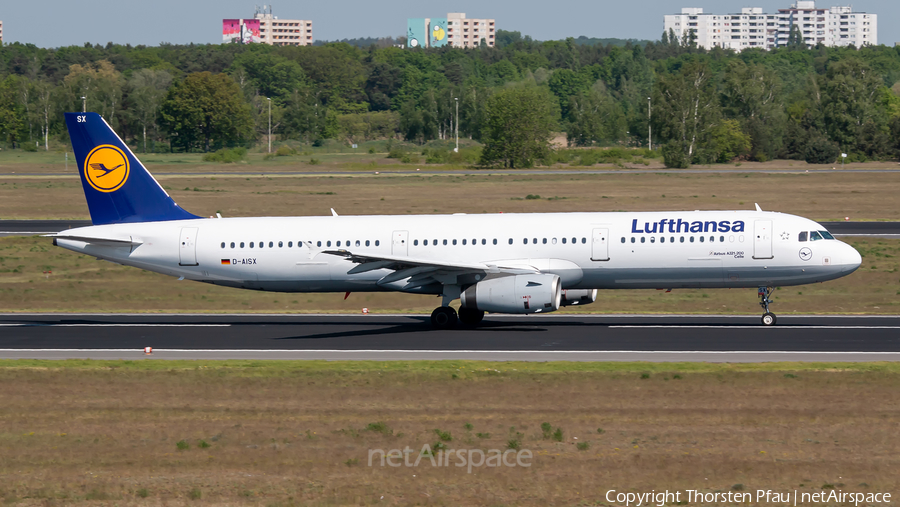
[2,220,899,237]
[2,314,899,362]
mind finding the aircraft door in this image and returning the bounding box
[753,220,773,259]
[591,228,609,261]
[392,230,409,257]
[179,227,199,266]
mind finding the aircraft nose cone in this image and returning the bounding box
[843,243,862,273]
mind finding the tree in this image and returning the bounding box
[158,72,254,152]
[0,76,26,147]
[567,81,626,146]
[822,59,886,152]
[721,61,786,161]
[129,69,172,152]
[63,60,123,128]
[653,60,721,165]
[479,86,556,168]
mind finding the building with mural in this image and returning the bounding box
[407,13,495,48]
[224,6,312,46]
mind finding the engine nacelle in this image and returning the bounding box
[560,289,598,307]
[460,274,561,315]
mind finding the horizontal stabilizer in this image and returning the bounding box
[47,233,142,247]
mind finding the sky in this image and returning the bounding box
[1,0,897,48]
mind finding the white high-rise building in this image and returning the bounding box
[447,13,496,48]
[663,1,877,52]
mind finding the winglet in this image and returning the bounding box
[755,203,763,212]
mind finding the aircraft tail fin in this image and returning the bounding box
[64,112,199,225]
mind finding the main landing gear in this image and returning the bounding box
[758,286,777,326]
[430,306,485,329]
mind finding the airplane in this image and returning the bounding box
[50,112,862,328]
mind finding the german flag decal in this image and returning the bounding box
[221,259,231,265]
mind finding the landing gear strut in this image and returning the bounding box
[758,286,777,326]
[430,306,458,329]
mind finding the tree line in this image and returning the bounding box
[1,31,900,167]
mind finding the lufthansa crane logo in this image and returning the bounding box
[84,144,130,193]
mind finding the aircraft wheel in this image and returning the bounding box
[431,306,458,329]
[761,312,777,326]
[458,307,485,327]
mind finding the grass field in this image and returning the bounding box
[0,360,898,505]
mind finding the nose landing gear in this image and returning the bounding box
[758,286,776,326]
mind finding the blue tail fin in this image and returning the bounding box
[65,112,199,225]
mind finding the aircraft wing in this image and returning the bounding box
[320,249,538,290]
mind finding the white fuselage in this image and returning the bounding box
[54,210,861,295]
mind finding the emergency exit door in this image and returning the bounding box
[392,230,409,257]
[179,227,199,266]
[591,228,609,261]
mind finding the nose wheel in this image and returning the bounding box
[758,286,777,326]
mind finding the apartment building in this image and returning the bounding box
[407,13,495,49]
[255,12,313,46]
[664,1,877,52]
[223,7,312,46]
[447,13,495,48]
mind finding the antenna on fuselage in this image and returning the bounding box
[755,203,763,212]
[331,208,339,217]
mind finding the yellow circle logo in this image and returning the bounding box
[84,145,130,193]
[433,26,446,41]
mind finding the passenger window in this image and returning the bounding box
[482,239,486,245]
[508,238,513,245]
[250,242,255,248]
[414,240,419,246]
[472,239,476,245]
[326,241,331,247]
[690,237,694,243]
[523,238,527,245]
[641,237,646,243]
[434,239,438,246]
[533,238,537,244]
[651,237,656,243]
[230,242,235,248]
[719,236,724,242]
[269,241,274,248]
[493,239,498,245]
[221,242,225,249]
[679,237,684,243]
[443,239,448,246]
[552,238,557,244]
[562,238,567,244]
[424,240,428,246]
[798,231,808,242]
[671,237,675,243]
[572,237,577,244]
[709,236,714,243]
[660,237,665,243]
[336,241,341,247]
[463,239,468,245]
[582,237,587,244]
[240,242,245,248]
[453,239,457,245]
[820,230,835,240]
[356,240,361,247]
[317,241,322,247]
[542,238,547,244]
[278,241,283,248]
[621,237,626,243]
[699,236,704,243]
[631,237,636,243]
[365,240,370,246]
[375,240,380,246]
[810,231,823,241]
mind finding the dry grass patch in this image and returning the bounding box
[0,361,898,505]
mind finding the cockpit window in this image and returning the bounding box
[798,231,808,242]
[819,230,835,240]
[809,231,824,241]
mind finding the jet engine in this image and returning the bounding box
[459,274,561,314]
[560,289,598,307]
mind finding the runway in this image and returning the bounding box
[1,314,899,362]
[1,220,898,237]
